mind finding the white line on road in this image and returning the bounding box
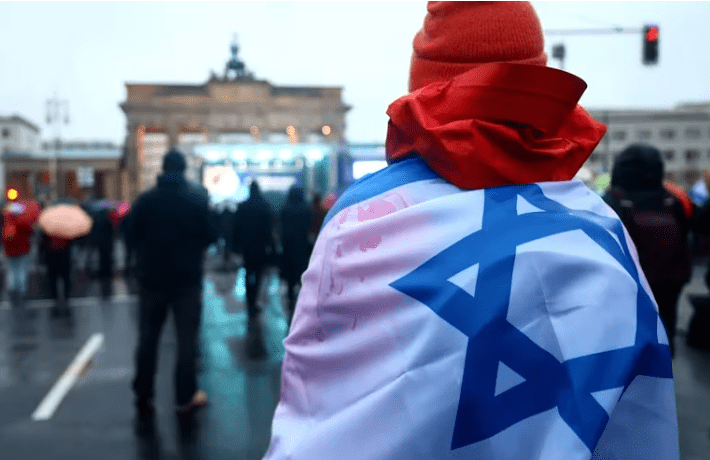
[31,333,105,421]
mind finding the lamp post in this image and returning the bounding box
[46,93,70,201]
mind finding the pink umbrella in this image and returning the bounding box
[38,204,94,239]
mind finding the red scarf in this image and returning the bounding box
[386,63,607,190]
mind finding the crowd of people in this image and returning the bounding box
[120,149,330,431]
[1,196,119,316]
[0,166,328,313]
[2,149,330,434]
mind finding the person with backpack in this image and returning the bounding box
[231,181,275,319]
[279,186,312,325]
[604,143,710,357]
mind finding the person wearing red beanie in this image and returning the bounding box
[263,3,679,459]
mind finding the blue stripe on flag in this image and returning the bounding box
[322,156,441,228]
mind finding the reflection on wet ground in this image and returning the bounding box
[0,247,288,459]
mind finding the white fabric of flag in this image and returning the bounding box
[263,157,678,460]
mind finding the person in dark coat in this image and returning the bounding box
[119,209,136,278]
[279,186,312,324]
[232,181,275,318]
[127,149,219,425]
[604,143,710,356]
[40,230,74,317]
[219,205,235,268]
[37,196,79,316]
[92,208,115,298]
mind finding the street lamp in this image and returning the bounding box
[46,93,70,201]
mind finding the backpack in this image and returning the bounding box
[612,188,690,285]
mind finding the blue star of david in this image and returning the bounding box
[390,184,672,452]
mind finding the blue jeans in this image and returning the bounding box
[5,255,28,295]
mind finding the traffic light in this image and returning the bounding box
[6,188,18,201]
[643,25,659,65]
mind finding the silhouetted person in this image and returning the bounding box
[93,208,115,298]
[40,231,73,317]
[604,143,710,357]
[220,206,236,267]
[233,181,275,318]
[280,186,312,324]
[128,149,218,431]
[119,210,136,278]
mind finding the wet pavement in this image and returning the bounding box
[0,245,285,460]
[0,244,709,459]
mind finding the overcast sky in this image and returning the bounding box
[1,1,708,146]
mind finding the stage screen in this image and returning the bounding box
[202,165,303,210]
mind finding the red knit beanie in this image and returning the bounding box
[409,1,547,92]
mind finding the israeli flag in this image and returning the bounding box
[264,157,678,460]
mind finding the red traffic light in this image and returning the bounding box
[6,188,19,201]
[645,26,659,43]
[643,25,660,65]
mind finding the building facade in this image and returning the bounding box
[586,103,710,189]
[120,44,350,201]
[0,115,41,155]
[4,141,123,204]
[0,115,42,195]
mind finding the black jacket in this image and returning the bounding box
[92,209,115,253]
[280,198,313,281]
[127,173,219,289]
[232,195,275,265]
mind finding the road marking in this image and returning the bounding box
[31,333,105,421]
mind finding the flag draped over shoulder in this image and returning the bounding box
[264,156,678,460]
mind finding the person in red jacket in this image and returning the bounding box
[2,202,36,305]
